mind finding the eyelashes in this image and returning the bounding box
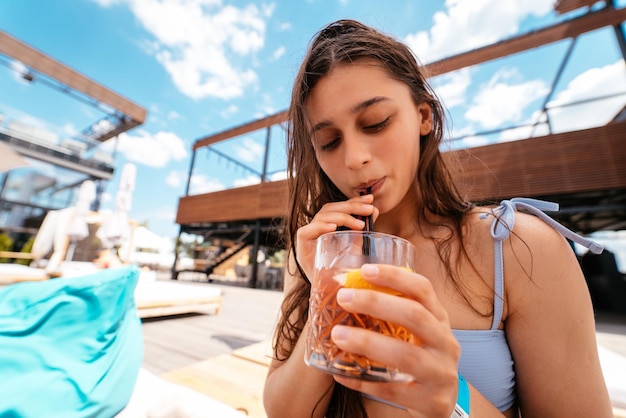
[363,116,390,132]
[319,138,340,151]
[317,116,391,152]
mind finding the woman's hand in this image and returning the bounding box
[330,264,460,418]
[295,194,376,282]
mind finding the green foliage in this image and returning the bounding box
[16,236,35,266]
[176,236,201,258]
[0,233,14,264]
[269,249,285,266]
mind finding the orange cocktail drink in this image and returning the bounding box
[305,231,417,382]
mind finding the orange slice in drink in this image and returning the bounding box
[342,269,401,295]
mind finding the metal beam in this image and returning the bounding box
[0,30,147,129]
[424,6,626,77]
[193,111,288,150]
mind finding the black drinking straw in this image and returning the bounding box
[360,187,375,256]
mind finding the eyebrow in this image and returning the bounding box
[309,96,390,135]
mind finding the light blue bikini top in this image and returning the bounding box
[453,198,603,411]
[363,198,604,412]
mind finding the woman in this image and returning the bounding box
[263,19,612,418]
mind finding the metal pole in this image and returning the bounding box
[610,0,626,61]
[171,224,182,280]
[184,149,197,196]
[172,147,198,280]
[250,219,261,288]
[613,22,626,61]
[531,37,577,136]
[250,126,273,288]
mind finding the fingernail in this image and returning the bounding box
[332,326,349,341]
[361,264,379,277]
[337,288,355,303]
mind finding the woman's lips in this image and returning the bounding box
[357,178,384,195]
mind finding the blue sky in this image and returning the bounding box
[0,0,625,256]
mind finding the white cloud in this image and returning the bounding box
[123,0,269,100]
[547,60,626,132]
[165,170,186,187]
[464,68,549,129]
[8,60,32,85]
[448,134,490,150]
[498,124,540,142]
[140,205,176,221]
[258,93,277,116]
[404,0,554,63]
[189,173,225,195]
[100,192,113,204]
[90,0,125,6]
[235,137,264,162]
[111,130,189,168]
[62,123,78,136]
[269,170,287,181]
[430,68,472,109]
[272,46,286,61]
[233,175,261,187]
[219,104,239,119]
[167,110,180,121]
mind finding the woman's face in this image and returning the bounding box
[305,62,432,215]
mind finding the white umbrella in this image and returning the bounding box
[65,180,96,260]
[97,163,136,259]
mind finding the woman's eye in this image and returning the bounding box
[319,137,340,151]
[363,117,390,132]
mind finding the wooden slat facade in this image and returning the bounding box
[456,121,626,201]
[176,122,626,225]
[176,180,288,225]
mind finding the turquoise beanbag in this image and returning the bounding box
[0,266,143,418]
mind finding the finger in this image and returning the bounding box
[330,326,459,416]
[335,288,450,349]
[296,221,339,244]
[317,196,374,218]
[359,264,450,323]
[296,196,376,238]
[330,325,448,381]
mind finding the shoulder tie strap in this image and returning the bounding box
[479,197,604,330]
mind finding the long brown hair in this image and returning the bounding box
[274,19,473,417]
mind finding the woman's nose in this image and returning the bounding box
[343,135,371,169]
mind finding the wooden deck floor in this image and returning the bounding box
[140,277,283,375]
[139,276,626,417]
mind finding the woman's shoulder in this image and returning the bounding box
[465,202,571,251]
[462,203,578,283]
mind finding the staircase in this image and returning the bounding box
[203,230,252,275]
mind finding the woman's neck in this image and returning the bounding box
[375,189,449,244]
[375,190,422,239]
